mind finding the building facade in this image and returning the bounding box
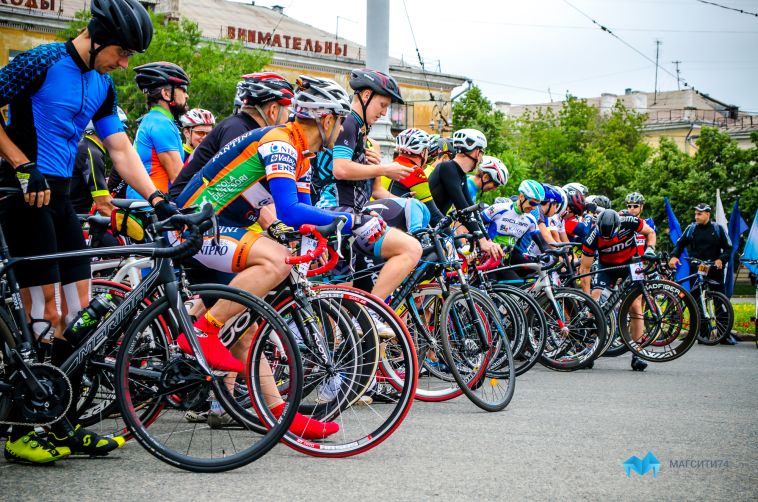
[0,0,467,138]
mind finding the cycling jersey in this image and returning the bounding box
[429,160,474,215]
[481,200,539,248]
[170,112,261,199]
[127,106,184,198]
[388,155,444,225]
[314,110,371,210]
[466,176,478,203]
[0,40,123,177]
[582,214,644,265]
[70,134,108,214]
[176,122,349,231]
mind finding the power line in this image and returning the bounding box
[561,0,682,86]
[462,20,758,34]
[696,0,758,17]
[400,0,436,101]
[469,77,551,96]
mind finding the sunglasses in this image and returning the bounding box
[117,48,137,58]
[191,130,210,137]
[524,198,540,207]
[627,204,641,209]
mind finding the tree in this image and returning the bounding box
[59,12,271,122]
[452,85,510,155]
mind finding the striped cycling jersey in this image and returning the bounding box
[176,123,312,228]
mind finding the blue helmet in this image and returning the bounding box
[542,184,563,205]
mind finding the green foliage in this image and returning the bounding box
[59,12,271,122]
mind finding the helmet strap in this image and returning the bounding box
[356,90,375,130]
[88,39,108,70]
[254,104,271,126]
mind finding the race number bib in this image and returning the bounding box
[299,236,318,276]
[629,262,645,281]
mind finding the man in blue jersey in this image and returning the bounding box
[0,0,177,464]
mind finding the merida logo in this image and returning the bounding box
[623,451,661,477]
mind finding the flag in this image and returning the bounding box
[645,217,656,232]
[665,196,690,290]
[725,197,748,297]
[714,189,728,229]
[743,209,758,276]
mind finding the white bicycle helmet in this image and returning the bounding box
[452,128,487,153]
[478,155,508,187]
[179,108,216,128]
[563,182,589,197]
[519,179,545,201]
[554,185,568,214]
[395,128,431,155]
[291,76,351,119]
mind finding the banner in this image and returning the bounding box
[742,209,758,276]
[725,197,748,297]
[665,196,690,290]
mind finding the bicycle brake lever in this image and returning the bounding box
[335,217,346,259]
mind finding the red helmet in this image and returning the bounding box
[566,189,586,214]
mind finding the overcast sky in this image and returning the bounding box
[246,0,758,112]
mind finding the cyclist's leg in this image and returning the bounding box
[373,228,422,300]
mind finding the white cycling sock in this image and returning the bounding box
[28,286,47,338]
[62,282,89,324]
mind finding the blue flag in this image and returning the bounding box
[665,197,690,290]
[742,209,758,276]
[645,217,656,232]
[725,198,748,297]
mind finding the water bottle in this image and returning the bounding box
[62,294,115,346]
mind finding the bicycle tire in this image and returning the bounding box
[440,288,515,412]
[491,285,547,376]
[692,288,734,345]
[115,285,301,472]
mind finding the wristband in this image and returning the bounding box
[147,190,167,206]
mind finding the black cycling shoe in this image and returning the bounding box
[631,355,648,372]
[49,425,125,457]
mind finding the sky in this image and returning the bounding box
[243,0,758,113]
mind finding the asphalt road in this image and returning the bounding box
[2,343,756,501]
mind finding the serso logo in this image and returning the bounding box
[623,451,661,478]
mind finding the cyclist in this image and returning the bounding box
[69,107,128,216]
[481,179,545,281]
[0,0,177,463]
[535,184,564,246]
[175,76,394,439]
[312,68,412,208]
[126,61,190,199]
[466,155,509,203]
[580,210,657,371]
[428,128,503,260]
[386,127,444,225]
[425,136,455,177]
[621,192,656,255]
[561,187,591,243]
[179,108,216,161]
[169,72,294,199]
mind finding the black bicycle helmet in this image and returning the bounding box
[597,210,621,239]
[88,0,153,53]
[593,195,612,210]
[236,72,295,106]
[349,68,404,104]
[134,62,190,91]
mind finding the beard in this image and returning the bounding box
[169,101,189,120]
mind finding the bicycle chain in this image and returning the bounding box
[0,362,73,427]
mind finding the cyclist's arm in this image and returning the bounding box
[86,141,114,216]
[269,177,352,232]
[670,225,691,258]
[718,225,732,263]
[103,132,163,200]
[640,222,657,249]
[537,220,558,245]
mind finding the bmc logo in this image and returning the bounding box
[623,451,661,478]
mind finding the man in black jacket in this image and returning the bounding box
[669,203,732,295]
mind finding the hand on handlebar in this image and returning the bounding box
[479,237,504,261]
[668,256,681,269]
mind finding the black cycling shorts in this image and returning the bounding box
[591,263,630,290]
[0,171,90,287]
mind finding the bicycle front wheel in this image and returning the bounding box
[115,285,302,473]
[440,288,515,412]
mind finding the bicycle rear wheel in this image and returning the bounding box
[115,286,301,472]
[492,285,547,376]
[693,288,734,345]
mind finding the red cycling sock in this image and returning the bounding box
[271,403,339,440]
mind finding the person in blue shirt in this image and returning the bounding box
[0,0,177,464]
